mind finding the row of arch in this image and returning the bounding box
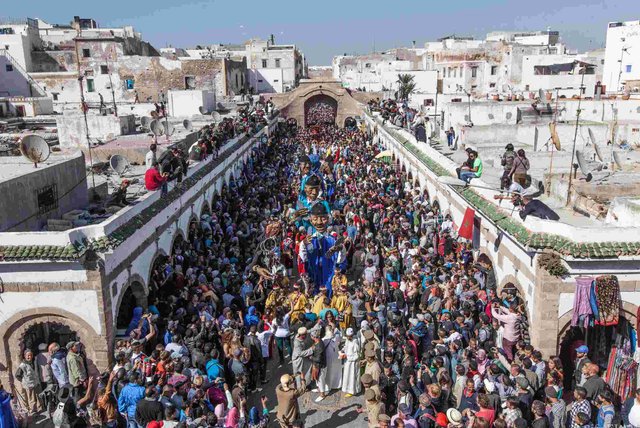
[112,136,267,331]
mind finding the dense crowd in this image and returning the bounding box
[5,117,633,428]
[306,102,337,126]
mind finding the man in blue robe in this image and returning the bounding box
[299,202,346,297]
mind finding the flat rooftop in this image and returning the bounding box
[0,150,80,184]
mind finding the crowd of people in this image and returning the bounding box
[306,102,337,126]
[5,115,630,428]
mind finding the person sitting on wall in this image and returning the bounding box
[145,162,169,195]
[106,179,131,212]
[517,194,560,221]
[458,150,483,183]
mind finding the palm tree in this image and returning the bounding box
[396,74,417,101]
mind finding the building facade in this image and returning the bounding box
[602,20,640,93]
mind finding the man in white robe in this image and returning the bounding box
[340,328,361,397]
[291,326,313,387]
[320,326,342,392]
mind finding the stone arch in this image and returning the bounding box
[201,200,211,217]
[171,230,186,254]
[304,94,338,127]
[114,277,148,330]
[0,308,102,390]
[497,276,532,332]
[147,248,169,290]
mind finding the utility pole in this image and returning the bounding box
[73,33,97,195]
[106,45,117,116]
[566,67,586,206]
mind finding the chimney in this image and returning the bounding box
[412,40,416,48]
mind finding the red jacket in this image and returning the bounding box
[145,167,166,191]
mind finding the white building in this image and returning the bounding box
[244,38,306,93]
[602,20,640,92]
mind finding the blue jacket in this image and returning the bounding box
[206,359,224,381]
[117,383,145,419]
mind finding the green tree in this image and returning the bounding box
[396,73,417,101]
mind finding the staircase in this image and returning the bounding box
[0,49,47,97]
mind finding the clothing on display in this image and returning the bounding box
[571,276,594,328]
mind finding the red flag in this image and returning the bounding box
[458,207,475,240]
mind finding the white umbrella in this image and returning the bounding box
[374,150,393,159]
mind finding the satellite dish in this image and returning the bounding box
[163,121,175,136]
[199,106,207,115]
[140,116,151,129]
[109,154,130,176]
[593,143,604,162]
[575,151,593,182]
[588,128,596,147]
[533,126,539,152]
[20,135,50,168]
[183,119,193,131]
[211,111,221,122]
[150,119,164,136]
[538,89,545,100]
[612,151,625,170]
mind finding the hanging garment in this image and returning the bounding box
[594,275,621,326]
[571,276,595,328]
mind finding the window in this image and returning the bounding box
[626,65,632,73]
[100,65,108,74]
[491,65,498,75]
[261,59,267,68]
[257,79,263,83]
[275,58,281,68]
[125,79,134,90]
[489,83,496,88]
[525,84,530,91]
[365,63,371,68]
[37,184,58,214]
[52,93,59,101]
[5,64,13,72]
[453,67,457,78]
[471,66,478,78]
[273,79,279,82]
[86,79,95,92]
[82,48,90,58]
[185,76,196,89]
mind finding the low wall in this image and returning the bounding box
[0,152,88,232]
[56,114,136,148]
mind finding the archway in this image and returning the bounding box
[20,322,78,356]
[115,280,148,331]
[344,116,356,130]
[304,94,337,127]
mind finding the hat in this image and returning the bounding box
[516,377,529,389]
[505,143,514,150]
[483,379,496,393]
[446,408,462,424]
[345,328,354,336]
[378,414,391,423]
[361,373,373,386]
[297,327,307,336]
[38,343,47,352]
[364,348,376,358]
[576,345,589,354]
[398,403,410,414]
[310,202,329,216]
[363,330,374,340]
[364,389,376,401]
[545,386,558,398]
[66,341,79,350]
[280,374,292,390]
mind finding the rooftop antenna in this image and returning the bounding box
[149,119,164,144]
[19,135,50,168]
[73,29,96,193]
[211,111,222,123]
[183,119,193,131]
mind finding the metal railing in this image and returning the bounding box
[0,49,47,97]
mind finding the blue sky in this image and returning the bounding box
[4,0,638,64]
